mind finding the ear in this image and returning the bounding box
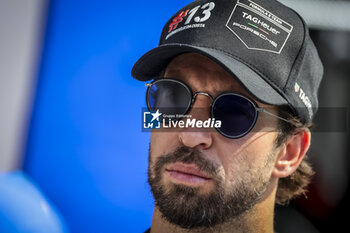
[272,129,311,178]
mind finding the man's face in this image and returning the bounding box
[148,53,280,229]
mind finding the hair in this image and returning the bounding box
[274,106,315,205]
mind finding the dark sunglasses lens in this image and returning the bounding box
[213,94,257,138]
[147,80,192,116]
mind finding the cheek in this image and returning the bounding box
[214,132,278,186]
[150,132,180,159]
[236,131,278,162]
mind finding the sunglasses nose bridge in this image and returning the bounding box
[191,92,214,111]
[192,92,214,105]
[187,92,213,119]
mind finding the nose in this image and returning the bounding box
[178,93,213,149]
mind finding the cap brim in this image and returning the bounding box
[132,44,288,106]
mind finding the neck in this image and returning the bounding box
[150,180,277,233]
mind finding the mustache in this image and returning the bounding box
[152,146,220,178]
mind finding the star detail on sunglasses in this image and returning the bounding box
[151,109,162,122]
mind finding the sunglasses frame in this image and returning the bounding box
[145,78,288,139]
[211,92,259,138]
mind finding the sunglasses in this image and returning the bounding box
[145,78,289,139]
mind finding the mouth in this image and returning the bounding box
[165,163,212,185]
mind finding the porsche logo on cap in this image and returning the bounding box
[226,0,293,54]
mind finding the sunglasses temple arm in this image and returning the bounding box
[256,108,290,123]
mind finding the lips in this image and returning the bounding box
[165,163,212,184]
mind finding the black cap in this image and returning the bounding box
[131,0,323,123]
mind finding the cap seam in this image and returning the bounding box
[282,8,307,91]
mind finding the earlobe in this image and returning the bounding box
[272,129,311,178]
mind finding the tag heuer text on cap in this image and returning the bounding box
[132,0,323,123]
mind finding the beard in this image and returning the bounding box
[148,146,274,229]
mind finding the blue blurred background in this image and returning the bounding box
[23,0,192,232]
[0,0,349,233]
